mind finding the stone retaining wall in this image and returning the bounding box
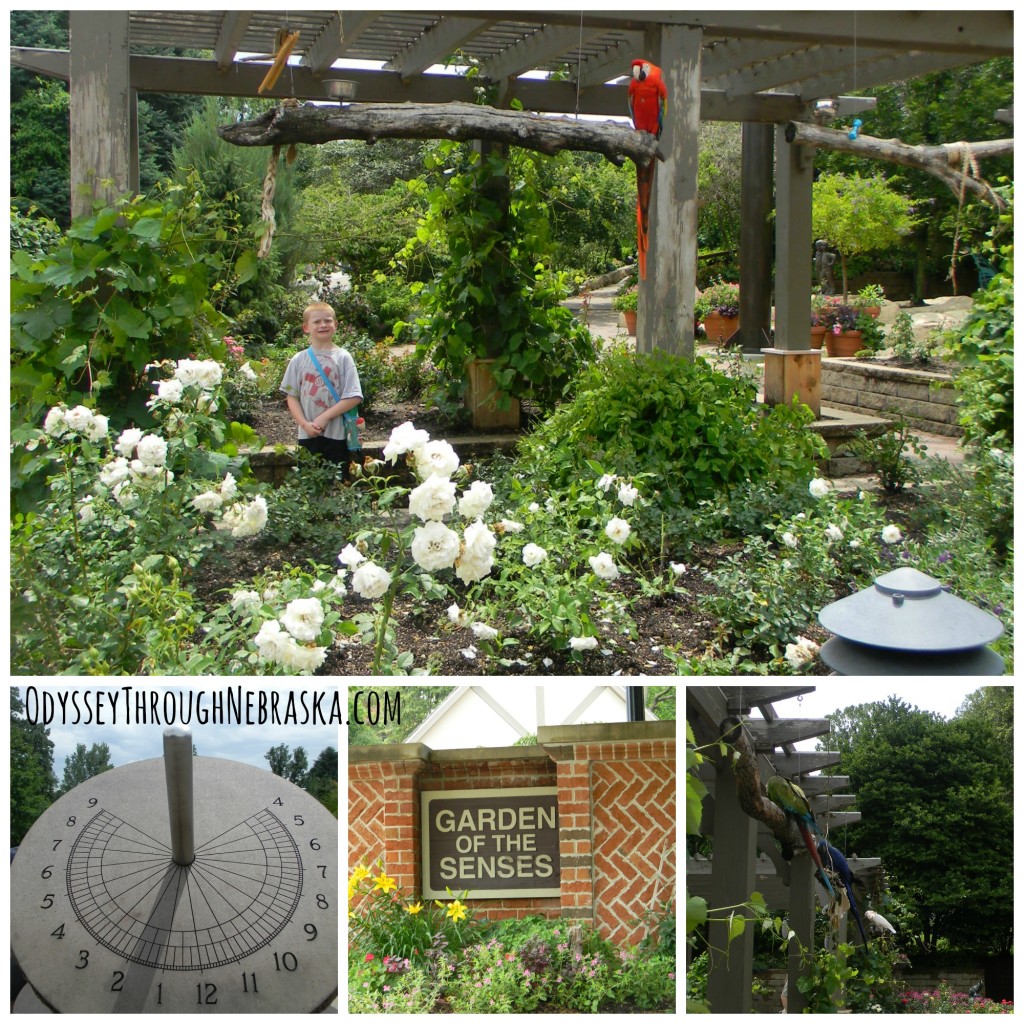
[820,359,961,436]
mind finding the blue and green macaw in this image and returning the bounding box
[766,775,836,899]
[817,840,869,946]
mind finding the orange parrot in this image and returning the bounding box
[628,59,668,280]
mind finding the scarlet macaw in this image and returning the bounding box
[817,840,869,946]
[766,775,837,900]
[628,59,667,280]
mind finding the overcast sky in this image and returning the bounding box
[747,681,991,751]
[15,684,339,780]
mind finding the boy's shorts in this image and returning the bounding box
[298,436,353,478]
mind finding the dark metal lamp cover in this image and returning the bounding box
[817,567,1004,674]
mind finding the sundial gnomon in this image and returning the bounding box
[12,727,338,1013]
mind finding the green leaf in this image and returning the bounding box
[130,217,165,242]
[234,250,259,285]
[686,894,707,933]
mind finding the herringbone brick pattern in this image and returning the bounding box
[592,759,675,946]
[349,780,385,871]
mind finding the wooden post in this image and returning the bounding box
[737,123,775,354]
[787,853,817,1014]
[763,121,819,413]
[707,752,756,1013]
[69,12,133,220]
[637,25,700,360]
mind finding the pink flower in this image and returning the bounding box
[365,953,375,962]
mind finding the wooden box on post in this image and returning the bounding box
[466,358,520,430]
[761,348,822,417]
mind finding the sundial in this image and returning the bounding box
[11,727,338,1013]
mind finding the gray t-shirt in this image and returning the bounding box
[279,345,362,440]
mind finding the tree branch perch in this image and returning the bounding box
[785,121,1009,210]
[217,101,663,168]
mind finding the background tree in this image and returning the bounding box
[304,746,339,816]
[59,742,114,795]
[823,693,1013,956]
[811,172,918,298]
[10,688,57,846]
[264,742,308,785]
[348,686,455,745]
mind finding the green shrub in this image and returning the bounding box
[515,349,826,523]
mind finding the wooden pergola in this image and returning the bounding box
[13,11,1012,410]
[687,685,883,1014]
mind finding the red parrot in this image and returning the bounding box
[628,59,668,280]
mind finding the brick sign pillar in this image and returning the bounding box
[539,722,677,947]
[349,743,429,894]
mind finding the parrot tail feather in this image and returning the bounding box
[636,158,655,280]
[799,823,836,898]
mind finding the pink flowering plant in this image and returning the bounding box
[901,981,1013,1014]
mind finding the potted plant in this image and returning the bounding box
[820,303,864,357]
[810,292,832,348]
[855,282,885,318]
[612,284,639,334]
[695,280,740,343]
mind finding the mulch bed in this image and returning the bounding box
[194,396,917,675]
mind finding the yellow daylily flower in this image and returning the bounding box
[349,864,371,885]
[372,871,398,895]
[406,901,424,915]
[446,899,468,922]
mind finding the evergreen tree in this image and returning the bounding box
[10,688,57,846]
[59,742,114,795]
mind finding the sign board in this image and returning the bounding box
[421,787,560,899]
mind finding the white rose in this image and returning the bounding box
[280,597,325,642]
[382,421,430,463]
[604,517,631,545]
[135,434,168,467]
[447,603,470,627]
[596,474,616,492]
[351,562,393,600]
[64,405,94,432]
[44,407,69,436]
[458,480,494,519]
[99,457,131,489]
[411,520,461,571]
[522,543,547,567]
[279,638,327,674]
[192,491,223,513]
[617,482,639,506]
[155,378,185,404]
[809,478,830,499]
[670,561,688,576]
[240,361,258,380]
[881,525,903,545]
[116,427,143,457]
[570,636,599,651]
[825,524,844,543]
[785,635,820,670]
[408,474,457,522]
[78,497,96,524]
[498,519,525,534]
[83,414,109,442]
[175,358,223,390]
[588,552,619,581]
[219,473,237,500]
[223,496,268,538]
[254,619,289,662]
[414,439,460,481]
[528,502,541,513]
[471,622,499,641]
[112,481,138,508]
[782,532,799,549]
[338,543,366,568]
[231,590,262,614]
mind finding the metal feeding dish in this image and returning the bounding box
[818,567,1005,675]
[323,78,357,102]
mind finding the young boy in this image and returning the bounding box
[280,302,363,474]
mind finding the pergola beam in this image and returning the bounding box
[213,12,252,72]
[479,23,608,83]
[385,16,494,80]
[306,11,382,76]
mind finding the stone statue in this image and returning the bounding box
[814,239,837,295]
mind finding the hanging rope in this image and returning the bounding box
[949,141,980,293]
[573,12,584,120]
[258,145,281,258]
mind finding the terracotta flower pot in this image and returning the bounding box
[810,325,827,349]
[862,305,881,318]
[701,312,740,344]
[623,309,637,335]
[824,329,864,358]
